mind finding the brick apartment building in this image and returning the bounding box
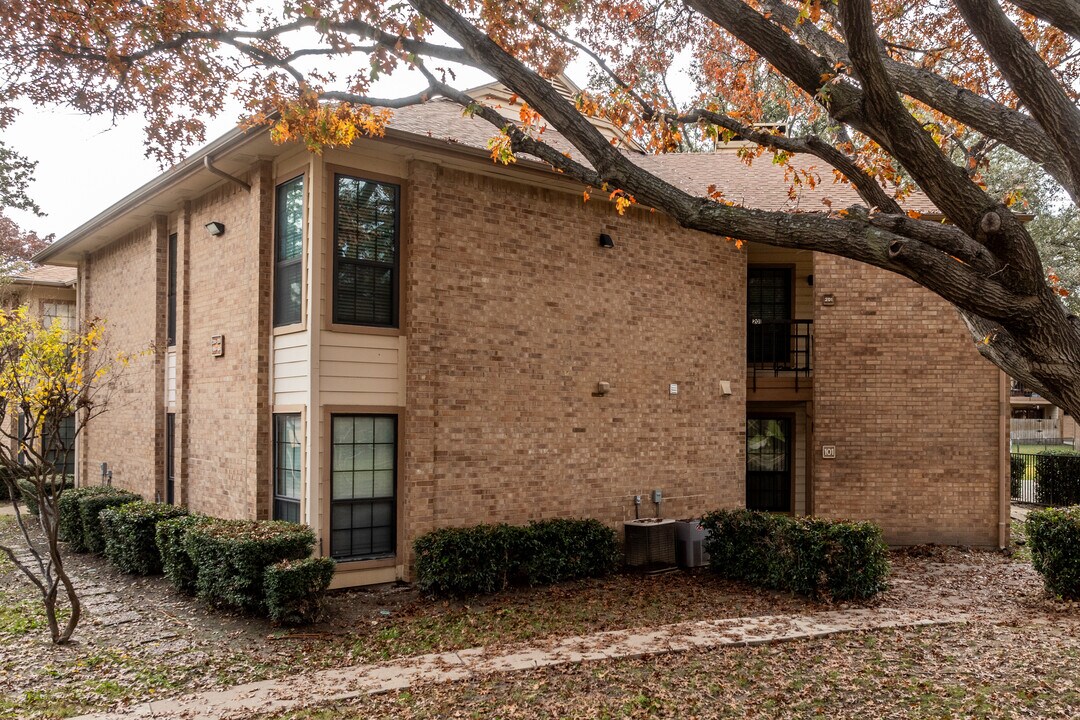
[1,265,79,475]
[36,77,1009,588]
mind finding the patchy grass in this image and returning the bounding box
[261,623,1080,720]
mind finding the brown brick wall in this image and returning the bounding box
[82,227,161,499]
[82,166,272,517]
[402,162,747,569]
[812,255,1004,546]
[179,165,272,520]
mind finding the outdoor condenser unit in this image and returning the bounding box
[623,519,677,570]
[675,520,711,568]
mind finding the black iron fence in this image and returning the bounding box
[1011,451,1080,506]
[748,319,813,391]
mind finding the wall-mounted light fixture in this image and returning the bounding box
[598,233,614,248]
[806,274,814,287]
[205,221,226,236]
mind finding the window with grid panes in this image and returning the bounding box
[273,414,302,522]
[42,301,75,333]
[274,176,304,326]
[330,415,396,560]
[332,175,398,327]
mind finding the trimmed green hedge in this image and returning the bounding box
[156,514,207,595]
[264,557,337,624]
[183,519,316,612]
[0,466,32,501]
[1011,454,1026,499]
[15,474,74,516]
[76,487,141,554]
[1027,506,1080,598]
[100,501,189,574]
[700,509,890,600]
[1035,450,1080,506]
[414,518,619,597]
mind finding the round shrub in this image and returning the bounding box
[55,484,121,551]
[414,518,619,597]
[1034,450,1080,506]
[156,514,208,595]
[700,509,889,600]
[1027,506,1080,598]
[413,523,520,596]
[100,501,189,575]
[183,519,316,612]
[263,557,337,625]
[1011,454,1026,499]
[15,474,74,517]
[519,518,619,585]
[76,487,141,554]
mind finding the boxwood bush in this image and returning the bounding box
[156,514,208,595]
[0,466,32,502]
[1034,450,1080,506]
[263,557,337,624]
[1026,506,1080,598]
[700,509,890,600]
[519,518,620,586]
[56,484,132,551]
[15,474,74,517]
[100,501,189,575]
[413,518,619,597]
[77,487,141,554]
[183,519,316,612]
[1011,454,1026,499]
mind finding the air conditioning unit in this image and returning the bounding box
[675,520,711,568]
[623,519,676,570]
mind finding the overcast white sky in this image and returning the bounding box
[3,64,498,240]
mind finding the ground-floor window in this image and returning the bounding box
[330,414,396,560]
[273,413,302,522]
[20,412,75,476]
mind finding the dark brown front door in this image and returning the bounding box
[746,416,792,512]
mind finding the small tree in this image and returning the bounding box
[0,307,132,644]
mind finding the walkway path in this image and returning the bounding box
[75,607,968,720]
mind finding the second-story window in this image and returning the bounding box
[274,176,304,327]
[333,175,399,327]
[167,232,177,345]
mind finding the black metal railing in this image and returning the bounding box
[749,319,813,391]
[1011,451,1080,505]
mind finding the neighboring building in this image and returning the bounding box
[36,77,1008,588]
[1009,379,1078,448]
[0,265,79,477]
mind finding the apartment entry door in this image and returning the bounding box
[746,415,792,512]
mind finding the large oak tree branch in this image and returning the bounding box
[954,0,1080,203]
[1009,0,1080,40]
[758,0,1077,200]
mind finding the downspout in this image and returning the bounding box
[999,371,1010,549]
[203,156,251,192]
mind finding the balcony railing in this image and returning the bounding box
[749,319,813,391]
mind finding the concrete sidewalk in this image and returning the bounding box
[75,607,968,720]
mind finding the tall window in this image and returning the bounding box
[333,175,399,327]
[274,177,304,327]
[167,232,177,345]
[165,413,176,505]
[41,301,76,333]
[19,413,75,476]
[273,414,302,522]
[330,414,395,560]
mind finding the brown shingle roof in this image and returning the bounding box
[389,100,936,214]
[12,265,78,286]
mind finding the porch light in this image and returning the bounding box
[598,233,614,248]
[205,221,226,236]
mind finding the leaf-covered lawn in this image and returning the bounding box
[1,514,1076,719]
[269,622,1080,719]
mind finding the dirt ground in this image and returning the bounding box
[1,515,1077,719]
